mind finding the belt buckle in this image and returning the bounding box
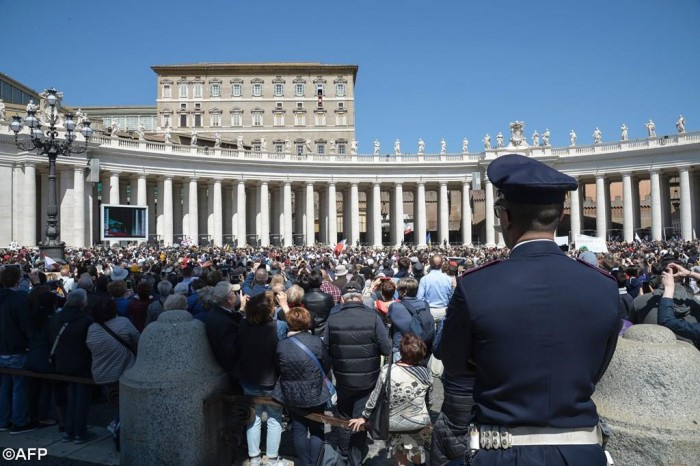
[479,425,492,449]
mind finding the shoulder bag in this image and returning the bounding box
[368,362,392,440]
[99,322,136,356]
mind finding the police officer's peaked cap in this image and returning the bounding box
[487,154,578,204]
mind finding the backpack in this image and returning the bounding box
[401,299,435,349]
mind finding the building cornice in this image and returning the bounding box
[151,63,359,83]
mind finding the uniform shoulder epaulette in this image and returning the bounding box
[459,259,502,278]
[575,258,616,282]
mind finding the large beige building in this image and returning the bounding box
[152,62,358,154]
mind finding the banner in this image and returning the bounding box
[574,234,608,253]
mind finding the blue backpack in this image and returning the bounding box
[401,299,435,349]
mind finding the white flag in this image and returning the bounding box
[44,255,57,269]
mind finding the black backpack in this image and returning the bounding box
[401,299,435,350]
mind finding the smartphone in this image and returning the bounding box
[125,280,132,290]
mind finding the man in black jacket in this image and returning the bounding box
[205,281,245,393]
[0,266,35,434]
[323,282,391,466]
[301,269,334,336]
[48,289,95,443]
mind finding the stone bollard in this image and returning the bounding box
[594,324,700,466]
[120,310,231,466]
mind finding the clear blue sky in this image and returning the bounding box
[3,0,699,152]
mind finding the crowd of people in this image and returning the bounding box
[0,234,698,464]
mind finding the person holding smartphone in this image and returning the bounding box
[659,263,700,348]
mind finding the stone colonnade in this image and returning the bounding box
[4,161,698,248]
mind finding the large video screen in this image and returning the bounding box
[101,205,148,241]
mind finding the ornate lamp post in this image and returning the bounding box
[10,88,93,260]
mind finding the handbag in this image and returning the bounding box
[368,362,392,441]
[99,322,136,356]
[289,336,337,410]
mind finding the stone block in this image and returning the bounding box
[120,310,230,466]
[594,324,700,466]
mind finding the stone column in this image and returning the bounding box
[570,179,582,239]
[416,182,427,247]
[188,178,198,244]
[318,188,327,244]
[59,169,73,247]
[73,167,85,248]
[393,182,404,246]
[100,173,110,204]
[650,170,662,240]
[461,181,471,245]
[23,163,37,247]
[631,178,641,238]
[622,172,634,242]
[679,167,692,240]
[595,174,607,239]
[110,172,120,205]
[237,180,247,246]
[328,183,337,244]
[146,182,158,239]
[260,181,270,246]
[305,182,314,245]
[283,182,293,246]
[136,175,147,206]
[162,177,173,246]
[212,179,223,246]
[485,178,495,247]
[172,181,182,242]
[372,183,382,247]
[350,183,360,246]
[439,182,449,245]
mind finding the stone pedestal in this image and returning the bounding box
[120,310,230,466]
[593,325,700,466]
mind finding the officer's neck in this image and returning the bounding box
[508,231,555,249]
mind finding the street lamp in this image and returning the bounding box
[10,88,93,260]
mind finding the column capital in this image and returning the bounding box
[595,173,606,181]
[649,168,660,176]
[439,181,448,187]
[23,161,36,169]
[260,180,269,186]
[110,171,121,177]
[73,166,85,173]
[305,181,314,187]
[620,171,632,177]
[678,166,689,174]
[137,173,148,180]
[212,177,223,184]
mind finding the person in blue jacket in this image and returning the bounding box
[658,263,700,348]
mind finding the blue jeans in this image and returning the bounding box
[243,386,282,458]
[290,407,325,466]
[0,354,29,427]
[65,383,91,437]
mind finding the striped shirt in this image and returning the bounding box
[86,316,140,384]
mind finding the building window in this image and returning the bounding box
[274,83,284,97]
[315,112,326,126]
[253,142,261,152]
[194,83,203,98]
[180,114,187,127]
[316,143,325,155]
[273,113,284,126]
[194,102,201,110]
[180,103,187,110]
[296,143,304,155]
[294,113,305,126]
[210,83,221,97]
[336,83,346,97]
[336,113,347,126]
[211,113,221,127]
[179,83,188,98]
[252,83,262,97]
[161,114,171,128]
[316,84,325,96]
[163,84,171,98]
[295,83,305,97]
[232,83,242,97]
[252,111,263,126]
[231,112,242,127]
[274,143,284,153]
[337,143,346,154]
[194,114,202,127]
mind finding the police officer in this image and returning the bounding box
[438,154,620,465]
